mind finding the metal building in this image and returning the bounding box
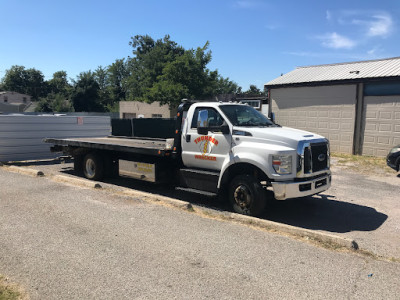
[265,57,400,157]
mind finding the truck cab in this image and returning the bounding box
[178,101,331,216]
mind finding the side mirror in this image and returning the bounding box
[197,127,209,135]
[197,109,209,135]
[197,110,209,128]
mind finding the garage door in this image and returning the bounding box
[270,85,356,154]
[363,96,400,156]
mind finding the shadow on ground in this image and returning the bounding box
[12,159,388,235]
[263,193,388,233]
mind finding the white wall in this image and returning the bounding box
[0,115,110,162]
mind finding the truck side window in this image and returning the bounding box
[191,108,224,129]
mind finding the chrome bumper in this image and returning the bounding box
[271,172,331,200]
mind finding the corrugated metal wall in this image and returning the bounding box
[0,115,110,162]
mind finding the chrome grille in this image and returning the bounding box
[297,139,330,177]
[311,143,328,172]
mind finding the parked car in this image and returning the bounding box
[387,145,400,172]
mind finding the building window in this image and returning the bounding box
[23,97,27,103]
[152,114,163,118]
[123,113,136,119]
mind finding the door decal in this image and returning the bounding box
[194,136,219,161]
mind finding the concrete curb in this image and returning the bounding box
[4,165,44,177]
[52,175,103,189]
[225,213,359,250]
[2,165,359,251]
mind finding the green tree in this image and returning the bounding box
[1,65,45,100]
[36,93,74,112]
[47,71,71,96]
[71,71,104,112]
[107,59,128,105]
[213,74,241,95]
[126,35,185,101]
[243,84,265,96]
[94,66,111,108]
[125,35,240,107]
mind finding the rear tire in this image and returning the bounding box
[83,153,104,180]
[229,175,266,216]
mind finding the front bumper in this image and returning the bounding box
[271,172,331,200]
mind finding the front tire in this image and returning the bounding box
[229,175,266,216]
[83,153,104,180]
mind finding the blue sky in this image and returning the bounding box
[1,0,399,90]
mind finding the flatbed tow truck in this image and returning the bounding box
[45,100,331,216]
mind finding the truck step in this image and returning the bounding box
[179,168,219,193]
[176,187,217,197]
[180,168,220,176]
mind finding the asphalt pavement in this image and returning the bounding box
[0,166,399,299]
[9,158,400,259]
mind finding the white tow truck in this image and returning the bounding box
[45,100,331,216]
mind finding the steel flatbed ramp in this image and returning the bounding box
[44,136,174,156]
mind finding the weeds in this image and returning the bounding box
[331,153,394,176]
[0,276,24,300]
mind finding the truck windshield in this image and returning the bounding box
[219,105,275,127]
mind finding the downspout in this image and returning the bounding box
[352,83,365,155]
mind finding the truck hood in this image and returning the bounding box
[234,126,326,149]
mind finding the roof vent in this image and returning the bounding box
[349,70,360,74]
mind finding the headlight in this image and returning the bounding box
[390,147,400,154]
[272,155,292,175]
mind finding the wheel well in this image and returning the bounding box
[396,156,400,171]
[220,163,269,189]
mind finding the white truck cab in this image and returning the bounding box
[180,102,331,215]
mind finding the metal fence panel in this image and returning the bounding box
[0,115,110,162]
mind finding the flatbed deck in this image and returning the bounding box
[44,136,175,156]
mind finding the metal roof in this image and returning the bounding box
[265,57,400,87]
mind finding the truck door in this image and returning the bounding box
[182,107,231,171]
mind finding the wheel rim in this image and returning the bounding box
[85,158,96,177]
[233,185,252,209]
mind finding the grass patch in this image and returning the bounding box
[0,276,24,300]
[331,153,394,176]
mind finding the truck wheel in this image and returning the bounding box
[83,153,104,180]
[229,175,266,216]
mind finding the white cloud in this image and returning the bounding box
[333,10,393,38]
[318,32,356,49]
[367,14,393,37]
[326,10,332,21]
